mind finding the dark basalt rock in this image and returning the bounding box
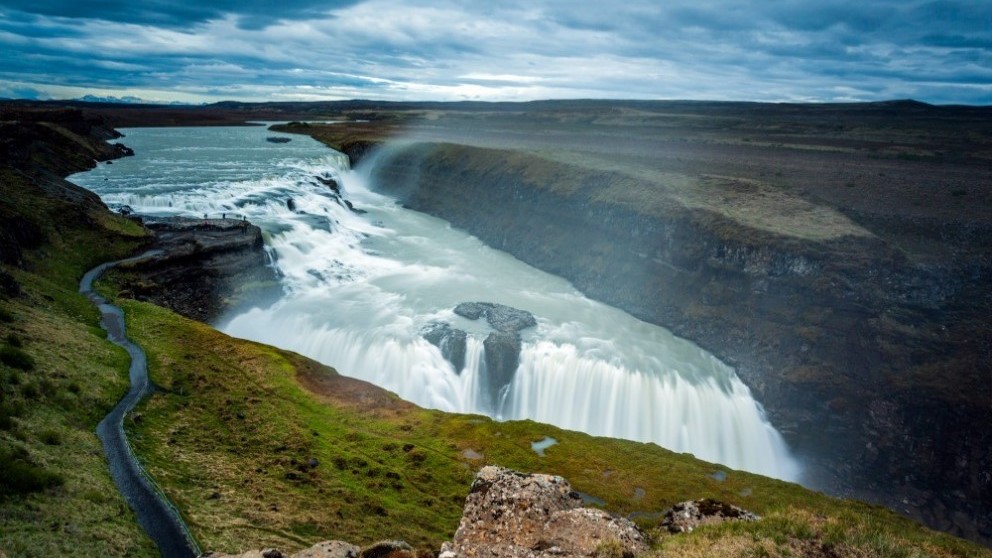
[112,143,134,157]
[484,331,521,400]
[312,176,366,214]
[454,302,537,333]
[421,322,467,373]
[266,136,291,143]
[344,200,367,214]
[359,540,412,558]
[453,302,536,406]
[116,216,281,323]
[453,302,486,320]
[315,175,340,193]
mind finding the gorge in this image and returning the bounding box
[70,124,799,481]
[277,103,991,544]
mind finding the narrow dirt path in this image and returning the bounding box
[81,252,200,558]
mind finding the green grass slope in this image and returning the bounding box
[0,168,155,555]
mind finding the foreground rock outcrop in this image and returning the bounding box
[441,466,648,558]
[207,467,651,558]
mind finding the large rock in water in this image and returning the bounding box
[454,302,537,333]
[441,466,647,558]
[483,331,521,400]
[422,322,468,373]
[453,302,536,405]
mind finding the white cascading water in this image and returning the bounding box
[71,125,800,481]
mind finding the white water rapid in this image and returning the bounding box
[72,125,800,481]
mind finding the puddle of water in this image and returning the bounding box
[461,448,483,460]
[576,491,606,507]
[531,436,558,456]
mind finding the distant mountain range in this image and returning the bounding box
[74,94,199,106]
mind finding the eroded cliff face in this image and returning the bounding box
[362,142,992,544]
[112,216,281,323]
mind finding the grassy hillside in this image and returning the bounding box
[0,167,155,555]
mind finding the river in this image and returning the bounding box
[71,124,799,481]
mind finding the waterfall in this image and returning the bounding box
[71,125,800,482]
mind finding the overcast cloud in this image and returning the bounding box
[0,0,989,104]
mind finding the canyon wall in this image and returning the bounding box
[360,141,992,543]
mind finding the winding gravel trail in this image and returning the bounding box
[81,252,200,558]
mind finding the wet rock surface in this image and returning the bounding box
[453,302,536,403]
[454,302,537,333]
[422,321,468,372]
[483,331,521,399]
[441,466,648,558]
[115,216,281,323]
[660,499,760,534]
[312,175,366,214]
[315,175,340,193]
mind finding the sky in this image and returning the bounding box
[0,0,990,105]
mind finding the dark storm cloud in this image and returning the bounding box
[0,0,359,28]
[0,0,988,104]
